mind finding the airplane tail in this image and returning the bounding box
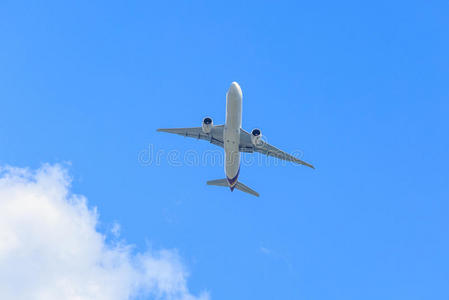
[206,179,228,187]
[206,179,260,197]
[235,182,260,197]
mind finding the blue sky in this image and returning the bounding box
[1,1,448,299]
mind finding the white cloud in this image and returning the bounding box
[111,222,121,238]
[259,247,272,255]
[0,164,209,300]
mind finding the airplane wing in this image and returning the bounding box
[157,125,225,147]
[239,128,315,169]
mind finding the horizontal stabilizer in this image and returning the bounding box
[206,179,229,187]
[207,179,260,197]
[235,182,260,197]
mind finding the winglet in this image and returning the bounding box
[306,162,315,170]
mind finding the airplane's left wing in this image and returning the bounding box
[239,128,315,169]
[157,125,224,147]
[255,141,315,169]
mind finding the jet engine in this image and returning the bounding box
[202,117,213,133]
[251,128,262,145]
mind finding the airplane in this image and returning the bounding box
[157,82,314,197]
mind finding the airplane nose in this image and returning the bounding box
[228,81,242,98]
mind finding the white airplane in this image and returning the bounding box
[157,82,314,197]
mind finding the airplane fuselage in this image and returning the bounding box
[224,82,242,190]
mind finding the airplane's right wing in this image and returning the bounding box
[157,125,224,147]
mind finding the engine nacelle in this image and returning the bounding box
[251,128,262,145]
[202,117,213,133]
